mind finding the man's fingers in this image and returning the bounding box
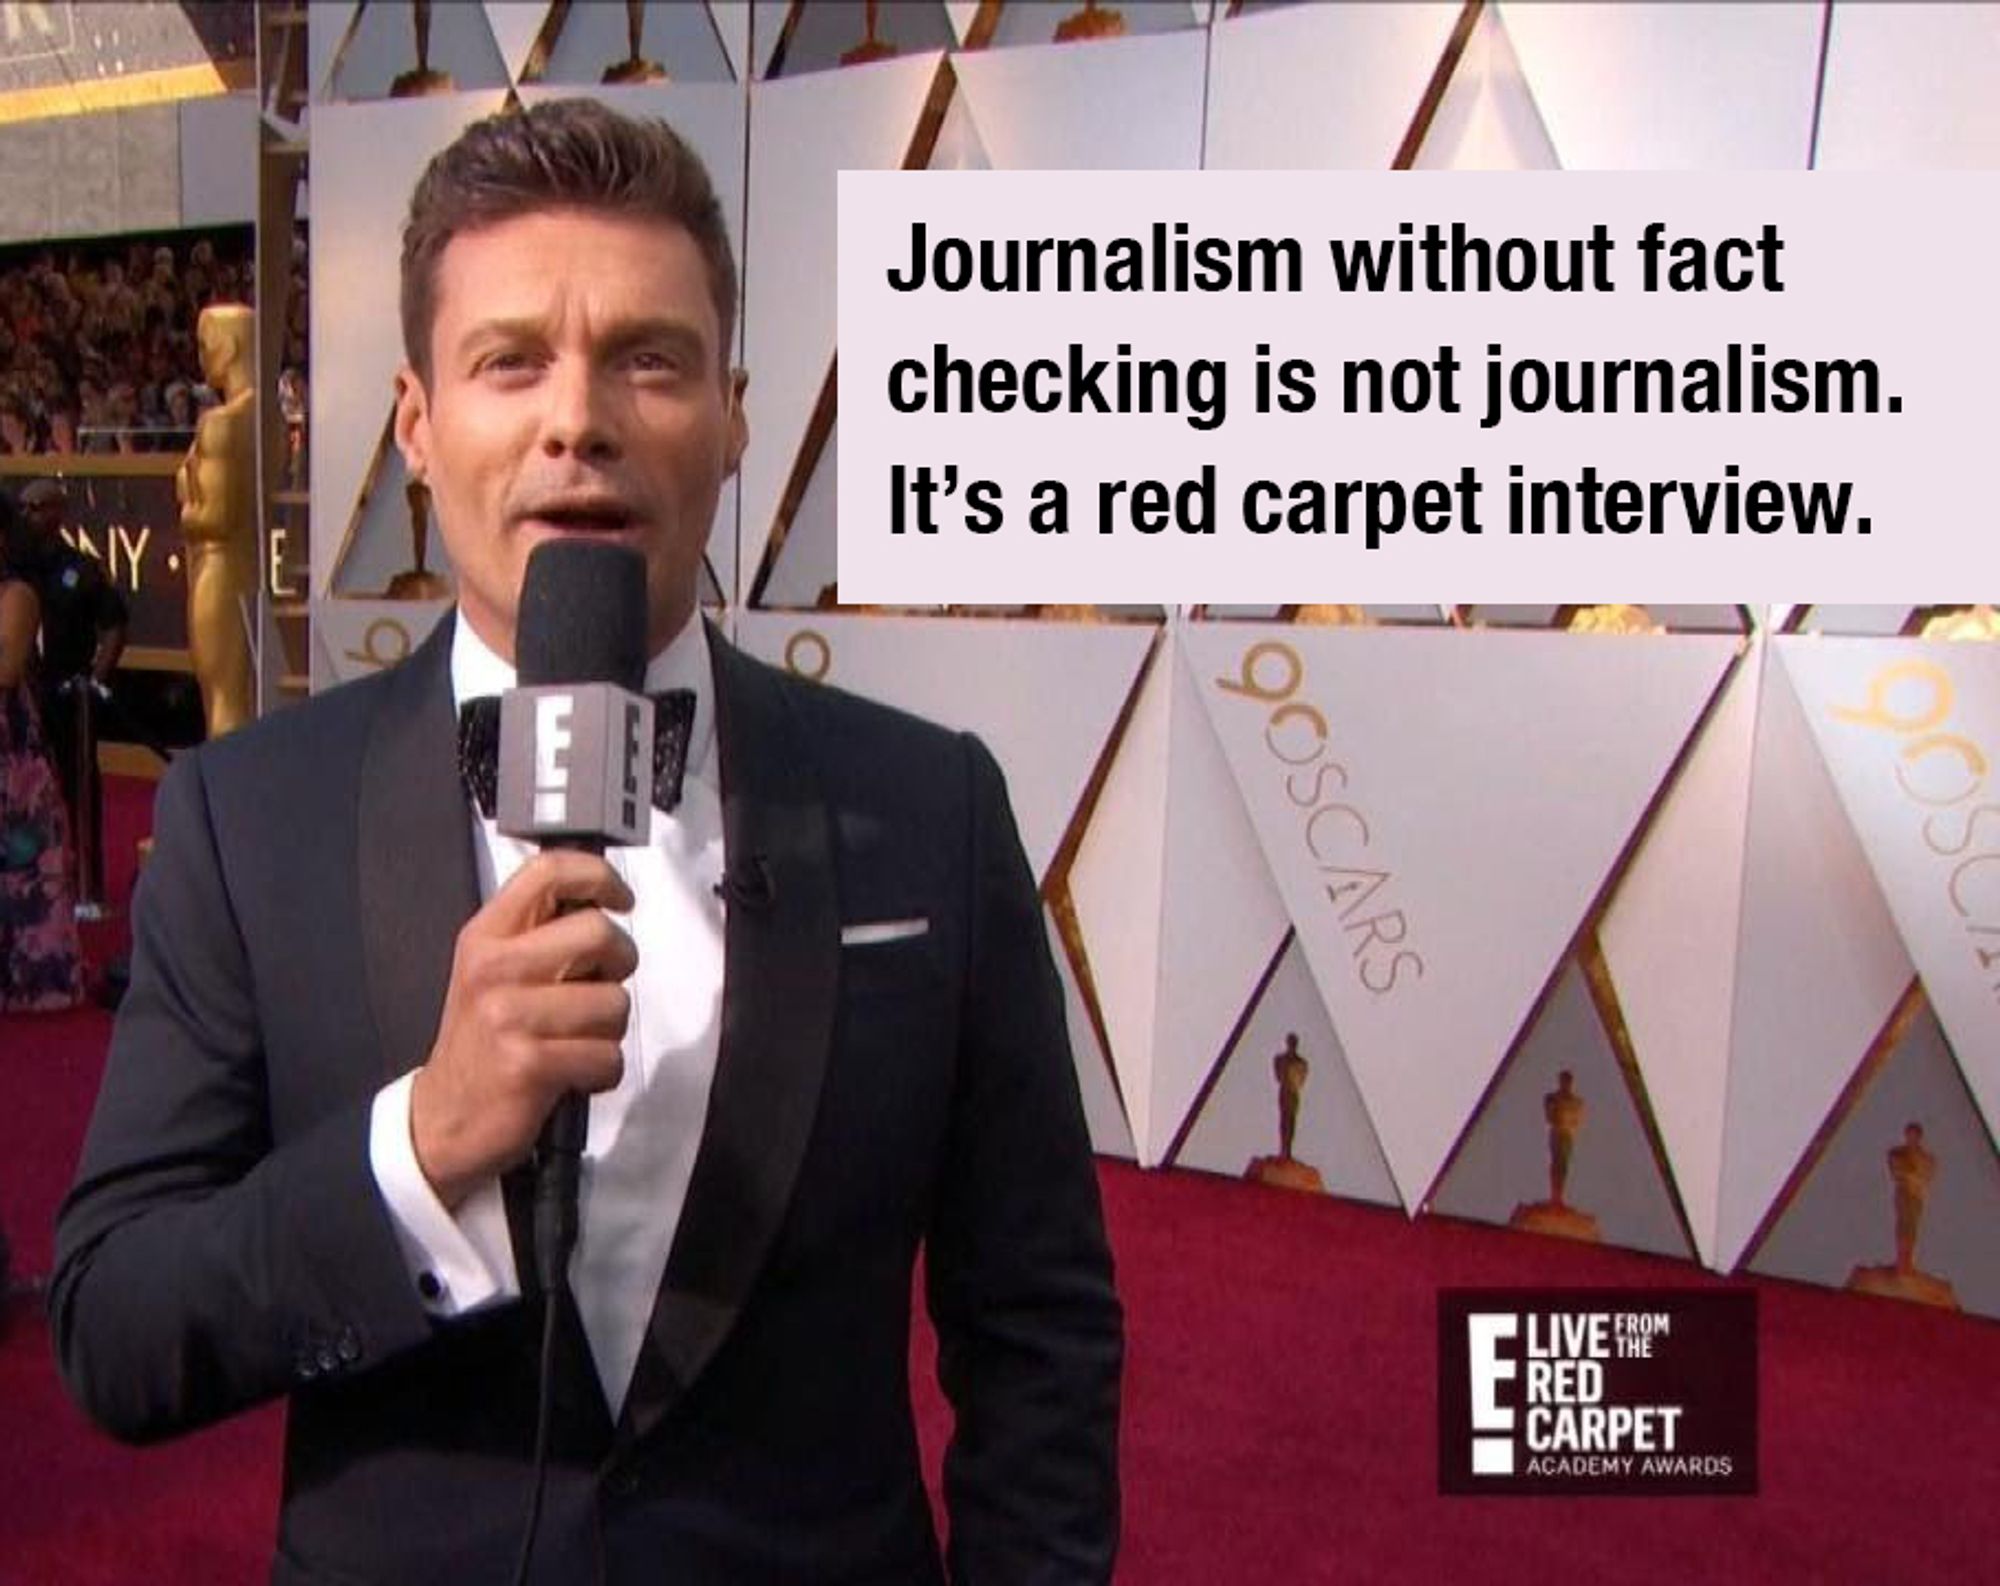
[538,1038,626,1097]
[478,850,634,936]
[504,981,631,1042]
[493,906,639,988]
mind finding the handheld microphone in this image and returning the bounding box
[495,537,652,1296]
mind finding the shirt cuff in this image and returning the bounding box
[368,1072,520,1316]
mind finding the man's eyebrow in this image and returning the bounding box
[598,318,710,363]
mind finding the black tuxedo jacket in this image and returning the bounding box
[52,616,1121,1584]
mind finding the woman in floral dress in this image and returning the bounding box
[1,505,84,1013]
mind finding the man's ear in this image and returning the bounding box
[724,367,748,478]
[392,366,429,480]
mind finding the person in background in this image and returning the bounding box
[0,489,84,1012]
[6,480,126,904]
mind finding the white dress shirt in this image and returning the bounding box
[368,611,727,1413]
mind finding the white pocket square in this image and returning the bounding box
[840,917,930,946]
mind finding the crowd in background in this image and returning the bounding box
[0,227,307,459]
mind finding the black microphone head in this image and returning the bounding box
[515,538,649,690]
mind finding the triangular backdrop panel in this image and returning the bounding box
[329,0,512,100]
[949,28,1207,171]
[1713,647,1915,1272]
[1182,624,1735,1206]
[1782,639,2000,1141]
[1412,3,1558,172]
[742,53,945,601]
[309,92,512,599]
[310,1,363,101]
[731,611,1154,884]
[310,597,450,691]
[1748,1000,2000,1321]
[327,434,460,600]
[1599,640,1759,1268]
[1070,630,1290,1162]
[480,1,552,85]
[1174,935,1400,1211]
[1205,1,1464,169]
[756,417,837,608]
[1429,959,1692,1261]
[1494,0,1821,169]
[1817,2,2000,169]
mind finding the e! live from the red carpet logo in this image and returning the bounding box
[1438,1289,1757,1496]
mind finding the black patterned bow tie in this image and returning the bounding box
[455,690,696,820]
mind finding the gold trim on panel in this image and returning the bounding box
[1392,0,1485,170]
[746,355,837,609]
[1577,930,1699,1260]
[1039,624,1168,1131]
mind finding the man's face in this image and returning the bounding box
[393,209,745,660]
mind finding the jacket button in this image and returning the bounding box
[316,1342,341,1374]
[336,1327,362,1365]
[605,1468,639,1498]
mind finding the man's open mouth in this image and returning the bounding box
[524,502,638,532]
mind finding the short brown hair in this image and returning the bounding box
[399,98,737,384]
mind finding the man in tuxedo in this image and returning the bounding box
[53,98,1121,1584]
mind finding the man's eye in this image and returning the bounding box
[480,350,535,375]
[629,349,686,376]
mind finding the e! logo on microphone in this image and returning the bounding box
[1439,1289,1757,1495]
[534,693,575,825]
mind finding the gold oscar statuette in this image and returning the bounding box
[1055,1,1128,44]
[840,0,899,67]
[1917,604,2000,642]
[383,478,452,601]
[390,0,456,98]
[1508,1070,1602,1242]
[1846,1122,1961,1310]
[603,0,667,85]
[1563,604,1661,635]
[1245,1033,1327,1194]
[177,304,258,739]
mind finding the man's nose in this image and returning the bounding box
[539,362,621,463]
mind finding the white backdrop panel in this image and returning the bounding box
[1782,639,2000,1139]
[1412,4,1558,173]
[1714,648,1914,1272]
[1205,1,1463,170]
[309,93,510,599]
[949,29,1206,172]
[1184,624,1735,1205]
[1599,639,1760,1267]
[732,611,1154,884]
[1818,2,2000,170]
[742,54,944,600]
[1495,1,1821,169]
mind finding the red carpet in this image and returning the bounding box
[3,781,1996,1581]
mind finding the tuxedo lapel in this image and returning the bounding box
[616,624,840,1449]
[356,611,478,1089]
